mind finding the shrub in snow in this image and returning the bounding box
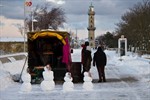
[63,72,74,92]
[40,65,55,91]
[82,72,93,91]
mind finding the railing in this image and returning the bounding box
[0,53,27,64]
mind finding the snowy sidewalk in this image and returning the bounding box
[0,49,150,100]
[0,64,149,100]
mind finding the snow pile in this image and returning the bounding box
[3,60,28,75]
[0,55,27,90]
[0,70,14,91]
[106,50,150,82]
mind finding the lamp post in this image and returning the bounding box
[24,0,26,52]
[24,0,32,52]
[31,13,38,32]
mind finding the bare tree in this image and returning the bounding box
[27,4,66,31]
[115,0,150,52]
[15,24,24,36]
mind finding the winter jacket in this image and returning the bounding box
[82,46,92,71]
[93,47,107,67]
[81,45,86,64]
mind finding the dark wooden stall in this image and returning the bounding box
[27,30,70,83]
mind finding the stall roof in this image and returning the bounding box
[28,30,69,45]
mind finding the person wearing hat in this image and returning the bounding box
[93,46,107,82]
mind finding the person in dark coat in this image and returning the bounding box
[81,44,86,65]
[81,41,92,79]
[93,46,107,82]
[81,42,91,73]
[83,46,92,72]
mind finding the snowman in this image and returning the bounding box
[82,72,93,91]
[40,65,55,91]
[63,72,74,92]
[20,68,32,92]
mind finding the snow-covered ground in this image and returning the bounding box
[0,49,150,100]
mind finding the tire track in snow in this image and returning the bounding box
[107,64,141,100]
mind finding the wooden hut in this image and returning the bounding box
[27,30,71,83]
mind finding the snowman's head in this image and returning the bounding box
[44,67,48,71]
[65,72,71,79]
[44,64,51,71]
[84,72,89,76]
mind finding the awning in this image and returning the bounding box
[28,31,69,45]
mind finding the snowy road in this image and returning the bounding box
[0,49,150,100]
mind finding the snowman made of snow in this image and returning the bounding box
[40,65,55,91]
[20,68,32,92]
[82,72,93,91]
[63,72,74,92]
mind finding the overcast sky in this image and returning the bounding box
[0,0,142,39]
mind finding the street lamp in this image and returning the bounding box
[31,14,38,32]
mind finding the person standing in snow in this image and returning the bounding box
[84,46,92,72]
[93,46,107,82]
[81,41,92,76]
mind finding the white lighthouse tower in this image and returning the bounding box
[87,3,96,48]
